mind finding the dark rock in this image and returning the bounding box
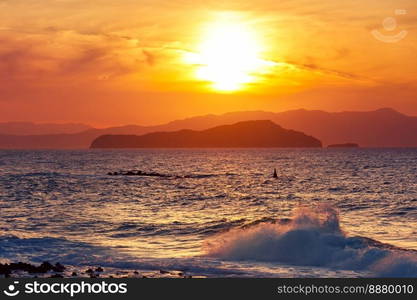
[0,264,11,276]
[50,274,64,278]
[71,272,77,277]
[39,261,54,273]
[4,261,56,274]
[106,170,173,178]
[85,268,94,274]
[95,267,104,273]
[53,263,65,272]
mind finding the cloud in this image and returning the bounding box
[286,62,366,81]
[0,27,162,87]
[1,1,416,98]
[142,50,156,66]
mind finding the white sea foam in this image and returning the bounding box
[204,205,417,277]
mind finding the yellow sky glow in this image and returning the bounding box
[184,18,275,92]
[0,0,416,126]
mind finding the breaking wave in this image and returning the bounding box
[204,205,417,277]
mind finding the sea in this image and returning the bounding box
[0,149,416,277]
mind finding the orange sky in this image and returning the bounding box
[1,0,416,127]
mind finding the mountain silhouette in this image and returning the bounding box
[90,120,322,148]
[0,122,92,135]
[1,108,416,148]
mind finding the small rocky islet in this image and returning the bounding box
[106,170,214,179]
[107,170,172,177]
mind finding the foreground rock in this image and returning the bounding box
[0,262,65,277]
[0,262,202,278]
[91,120,322,148]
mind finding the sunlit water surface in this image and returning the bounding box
[0,149,416,277]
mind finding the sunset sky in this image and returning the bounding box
[1,0,416,127]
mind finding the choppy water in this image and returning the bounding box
[0,149,416,277]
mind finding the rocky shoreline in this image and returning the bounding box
[0,262,199,278]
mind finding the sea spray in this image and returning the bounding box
[204,204,417,277]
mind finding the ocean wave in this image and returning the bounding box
[109,219,249,238]
[0,234,361,278]
[0,235,117,266]
[0,235,250,277]
[203,205,417,277]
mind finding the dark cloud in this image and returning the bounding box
[142,50,156,66]
[290,62,364,81]
[259,57,367,83]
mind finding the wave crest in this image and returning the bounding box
[204,204,417,277]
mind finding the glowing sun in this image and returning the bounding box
[185,21,270,92]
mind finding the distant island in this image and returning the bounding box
[90,120,322,148]
[2,108,417,149]
[328,143,359,148]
